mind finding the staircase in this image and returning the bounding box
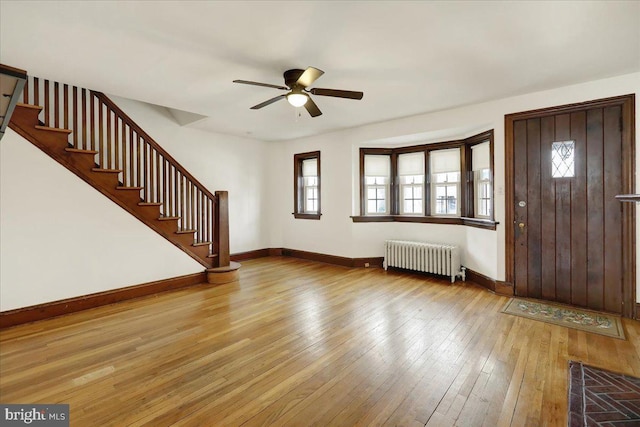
[8,76,229,270]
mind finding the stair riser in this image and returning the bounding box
[135,205,163,222]
[190,244,212,259]
[155,219,180,234]
[174,233,196,246]
[113,189,143,206]
[87,172,120,191]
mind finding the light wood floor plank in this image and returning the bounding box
[1,257,639,426]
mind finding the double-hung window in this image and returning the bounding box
[398,152,425,214]
[364,154,391,215]
[294,151,321,219]
[355,130,496,229]
[471,141,492,219]
[430,148,460,216]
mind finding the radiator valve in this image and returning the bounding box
[459,266,467,282]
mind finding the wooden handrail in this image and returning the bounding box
[90,92,219,203]
[22,76,229,267]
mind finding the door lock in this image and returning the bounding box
[518,222,525,230]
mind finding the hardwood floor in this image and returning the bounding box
[1,257,639,426]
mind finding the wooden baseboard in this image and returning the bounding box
[353,257,385,268]
[1,248,381,328]
[0,272,206,329]
[464,269,512,296]
[466,268,495,291]
[231,247,383,268]
[495,281,515,296]
[230,248,271,261]
[281,248,384,268]
[281,248,353,267]
[636,302,639,320]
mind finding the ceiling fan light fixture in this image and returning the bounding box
[287,92,308,107]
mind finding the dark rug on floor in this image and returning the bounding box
[569,361,640,427]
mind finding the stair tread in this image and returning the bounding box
[176,229,197,234]
[34,125,72,134]
[193,241,212,247]
[158,216,180,221]
[207,253,219,258]
[138,202,162,206]
[116,186,143,190]
[92,168,122,173]
[66,148,99,154]
[16,103,43,111]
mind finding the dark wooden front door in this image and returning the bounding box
[508,96,635,316]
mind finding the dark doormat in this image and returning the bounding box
[568,361,640,426]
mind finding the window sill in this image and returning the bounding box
[293,213,322,220]
[350,215,498,230]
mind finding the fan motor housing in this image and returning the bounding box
[284,69,305,88]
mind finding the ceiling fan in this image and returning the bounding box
[233,67,363,117]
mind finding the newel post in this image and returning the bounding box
[215,190,230,268]
[207,190,238,285]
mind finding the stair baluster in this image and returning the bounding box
[18,76,228,268]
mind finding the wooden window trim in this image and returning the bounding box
[355,130,496,229]
[360,148,393,216]
[293,151,321,220]
[350,215,498,230]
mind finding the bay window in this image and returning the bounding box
[354,130,496,229]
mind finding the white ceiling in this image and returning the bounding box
[1,1,638,142]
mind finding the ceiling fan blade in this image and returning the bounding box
[233,80,288,91]
[309,88,363,100]
[304,97,322,117]
[250,94,286,109]
[296,67,324,88]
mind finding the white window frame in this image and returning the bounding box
[363,154,391,215]
[398,152,425,215]
[365,176,389,215]
[475,169,491,219]
[400,175,424,214]
[431,171,460,216]
[304,176,319,213]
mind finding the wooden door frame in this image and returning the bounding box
[505,94,636,318]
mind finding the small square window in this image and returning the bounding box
[551,141,575,178]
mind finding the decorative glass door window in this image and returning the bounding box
[551,140,575,178]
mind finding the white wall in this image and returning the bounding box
[0,128,203,311]
[268,72,639,297]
